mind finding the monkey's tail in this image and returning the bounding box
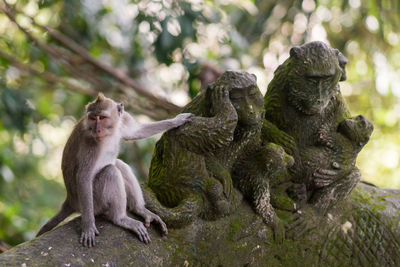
[36,201,74,237]
[141,185,202,228]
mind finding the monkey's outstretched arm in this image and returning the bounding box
[76,165,99,247]
[121,112,193,140]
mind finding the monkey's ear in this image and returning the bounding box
[289,46,301,58]
[117,103,124,116]
[96,92,106,102]
[334,48,339,56]
[336,50,348,65]
[251,73,257,82]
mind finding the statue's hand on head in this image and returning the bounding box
[210,82,237,118]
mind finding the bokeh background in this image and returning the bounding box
[0,0,399,247]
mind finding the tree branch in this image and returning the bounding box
[0,50,96,96]
[1,2,181,113]
[39,24,180,112]
[0,50,170,119]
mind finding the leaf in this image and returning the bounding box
[0,87,33,132]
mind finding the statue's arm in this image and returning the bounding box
[174,117,236,154]
[174,84,238,154]
[261,119,296,156]
[312,92,353,186]
[334,92,351,124]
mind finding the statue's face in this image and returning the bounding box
[286,42,346,116]
[229,85,264,126]
[288,67,341,115]
[339,115,373,147]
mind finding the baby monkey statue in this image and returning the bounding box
[36,93,193,247]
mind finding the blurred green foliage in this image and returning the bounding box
[0,0,399,246]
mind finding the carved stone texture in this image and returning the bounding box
[144,70,293,235]
[262,41,373,214]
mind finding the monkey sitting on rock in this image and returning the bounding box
[36,93,193,247]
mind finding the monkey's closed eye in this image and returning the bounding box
[230,93,243,100]
[249,91,258,97]
[306,77,319,83]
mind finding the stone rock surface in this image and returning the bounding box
[1,183,399,266]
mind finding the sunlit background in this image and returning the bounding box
[0,0,399,247]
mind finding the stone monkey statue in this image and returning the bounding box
[232,142,295,242]
[144,71,273,227]
[144,71,295,242]
[305,115,373,212]
[262,41,372,212]
[36,93,193,247]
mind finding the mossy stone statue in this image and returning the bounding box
[262,41,373,214]
[144,71,292,236]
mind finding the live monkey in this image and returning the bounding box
[37,93,193,247]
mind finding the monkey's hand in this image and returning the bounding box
[211,83,229,110]
[80,222,99,248]
[139,208,168,236]
[316,127,334,149]
[172,113,194,127]
[211,83,237,122]
[313,166,340,188]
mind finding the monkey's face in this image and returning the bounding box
[287,66,341,115]
[85,96,122,142]
[287,43,343,115]
[86,110,117,141]
[229,85,264,126]
[338,115,373,148]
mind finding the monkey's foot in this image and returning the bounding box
[284,208,317,241]
[271,217,286,244]
[130,220,151,244]
[211,188,242,218]
[80,224,99,248]
[138,208,168,236]
[215,199,230,216]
